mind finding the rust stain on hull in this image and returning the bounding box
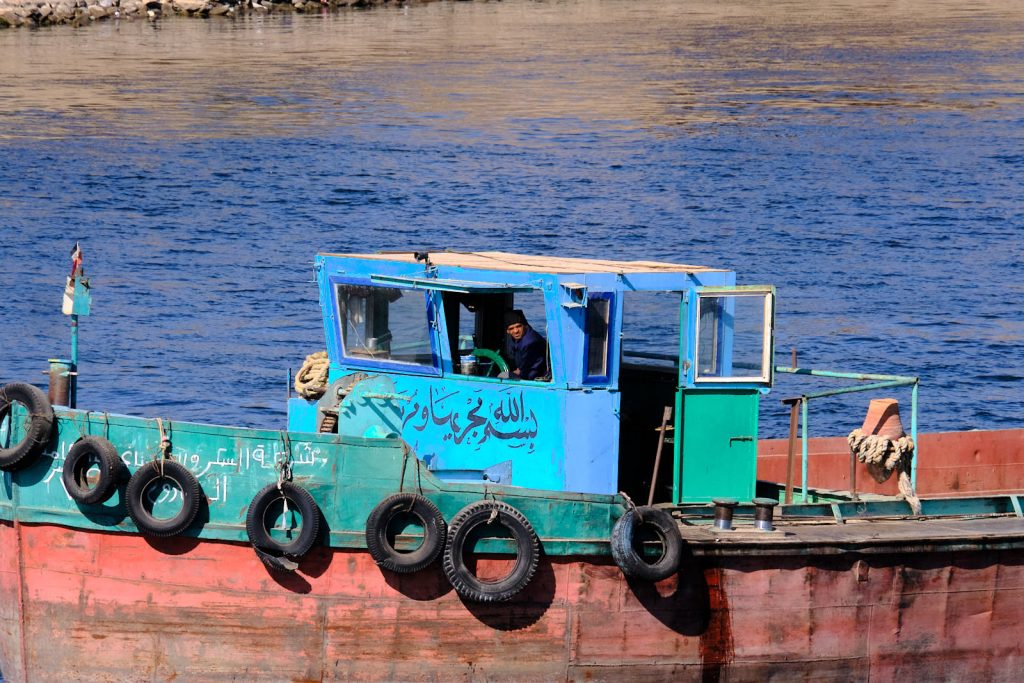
[2,521,1024,681]
[697,566,732,682]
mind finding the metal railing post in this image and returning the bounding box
[776,360,919,503]
[801,398,809,503]
[911,380,919,488]
[785,399,799,504]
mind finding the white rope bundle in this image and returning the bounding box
[848,428,921,515]
[294,351,330,400]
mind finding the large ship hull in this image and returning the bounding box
[2,517,1023,682]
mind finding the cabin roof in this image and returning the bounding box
[322,251,725,275]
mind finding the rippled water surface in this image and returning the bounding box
[1,0,1022,438]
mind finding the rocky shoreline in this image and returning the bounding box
[0,0,402,27]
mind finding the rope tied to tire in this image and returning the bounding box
[246,480,322,573]
[442,500,539,602]
[0,382,55,472]
[396,441,426,498]
[619,490,642,523]
[63,435,128,505]
[610,503,683,582]
[847,428,921,515]
[365,492,447,574]
[294,351,330,400]
[124,416,203,537]
[275,430,294,520]
[155,416,171,477]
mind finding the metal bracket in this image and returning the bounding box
[1011,495,1023,518]
[830,503,845,524]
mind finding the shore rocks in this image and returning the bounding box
[0,0,401,27]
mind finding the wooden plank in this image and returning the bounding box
[677,516,1024,556]
[328,250,723,274]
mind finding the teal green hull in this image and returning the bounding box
[0,407,620,557]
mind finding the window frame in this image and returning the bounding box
[582,292,615,385]
[692,288,774,385]
[329,276,442,376]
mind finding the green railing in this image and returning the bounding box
[775,364,919,503]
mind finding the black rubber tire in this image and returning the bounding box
[365,493,447,573]
[0,382,54,472]
[62,436,127,505]
[442,500,539,603]
[610,505,683,582]
[246,482,322,559]
[125,460,202,537]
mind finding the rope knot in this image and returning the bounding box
[619,491,643,522]
[848,428,921,515]
[276,430,293,490]
[294,351,330,400]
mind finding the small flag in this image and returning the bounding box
[62,242,89,315]
[70,242,83,278]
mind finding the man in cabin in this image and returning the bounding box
[503,309,548,381]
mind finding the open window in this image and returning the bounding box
[442,293,512,376]
[335,283,437,369]
[617,291,682,502]
[694,288,774,384]
[441,289,550,381]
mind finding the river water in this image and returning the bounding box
[0,0,1022,440]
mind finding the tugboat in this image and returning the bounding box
[1,249,1021,681]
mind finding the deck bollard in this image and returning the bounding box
[752,497,779,532]
[712,498,739,530]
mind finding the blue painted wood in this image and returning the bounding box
[287,397,318,432]
[310,254,771,499]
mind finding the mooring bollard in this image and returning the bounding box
[47,358,72,407]
[712,498,739,530]
[752,497,779,532]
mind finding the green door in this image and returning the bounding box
[677,389,759,503]
[672,286,774,504]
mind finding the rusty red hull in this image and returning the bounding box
[759,428,1024,497]
[2,519,1023,682]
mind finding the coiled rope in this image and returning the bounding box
[847,429,921,515]
[294,351,329,400]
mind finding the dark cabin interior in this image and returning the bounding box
[617,362,677,504]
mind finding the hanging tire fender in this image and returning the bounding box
[125,460,203,537]
[0,382,54,472]
[365,493,447,573]
[62,436,128,505]
[442,500,539,603]
[246,482,322,561]
[610,505,683,582]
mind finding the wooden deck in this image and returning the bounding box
[678,514,1024,557]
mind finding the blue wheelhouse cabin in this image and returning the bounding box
[288,251,775,505]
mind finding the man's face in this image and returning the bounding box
[506,322,526,341]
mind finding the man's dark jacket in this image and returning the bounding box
[506,326,548,380]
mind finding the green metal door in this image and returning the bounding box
[676,389,759,503]
[671,286,774,504]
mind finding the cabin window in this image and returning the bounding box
[694,291,773,383]
[620,291,682,370]
[336,284,436,367]
[442,293,512,374]
[584,293,613,382]
[441,289,551,381]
